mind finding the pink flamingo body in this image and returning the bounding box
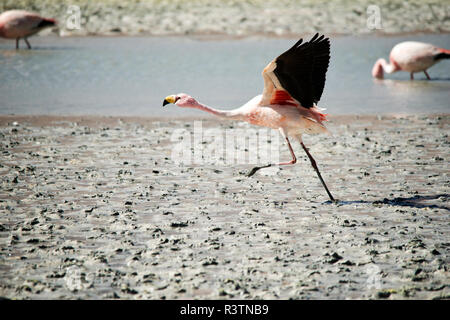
[179,94,328,136]
[372,41,450,80]
[0,10,56,49]
[163,34,335,201]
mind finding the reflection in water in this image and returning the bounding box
[374,78,448,92]
[1,50,20,57]
[370,78,450,114]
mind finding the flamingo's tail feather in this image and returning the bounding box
[37,18,56,28]
[435,48,450,60]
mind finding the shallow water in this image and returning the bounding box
[0,34,449,116]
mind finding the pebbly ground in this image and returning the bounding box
[0,114,448,299]
[1,0,449,37]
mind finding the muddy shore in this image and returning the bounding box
[0,114,448,299]
[1,0,449,37]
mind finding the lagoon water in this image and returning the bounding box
[0,34,449,116]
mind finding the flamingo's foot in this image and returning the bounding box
[246,164,272,177]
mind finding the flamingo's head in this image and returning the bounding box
[163,93,198,108]
[371,59,384,79]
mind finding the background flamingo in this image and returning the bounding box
[163,33,335,201]
[372,41,450,80]
[0,10,56,49]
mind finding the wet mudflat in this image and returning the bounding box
[0,114,448,299]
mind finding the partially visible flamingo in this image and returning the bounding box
[0,10,56,49]
[163,33,335,201]
[372,41,450,80]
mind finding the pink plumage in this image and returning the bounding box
[372,41,450,80]
[0,10,56,49]
[163,34,336,201]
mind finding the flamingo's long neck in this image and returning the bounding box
[191,102,244,121]
[373,58,398,78]
[381,58,397,74]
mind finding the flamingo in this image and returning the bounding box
[372,41,450,80]
[0,10,56,49]
[163,33,335,201]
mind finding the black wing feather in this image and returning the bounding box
[273,33,330,109]
[36,19,56,29]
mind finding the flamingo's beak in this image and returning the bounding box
[163,95,176,106]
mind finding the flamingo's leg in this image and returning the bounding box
[24,38,31,49]
[410,73,414,80]
[247,128,296,177]
[300,141,335,202]
[16,38,19,49]
[424,70,431,80]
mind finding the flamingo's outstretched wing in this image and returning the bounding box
[260,33,330,109]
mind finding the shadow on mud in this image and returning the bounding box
[328,194,449,211]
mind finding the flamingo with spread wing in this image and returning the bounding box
[163,34,335,201]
